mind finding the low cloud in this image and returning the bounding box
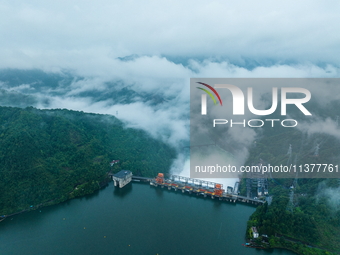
[297,117,340,140]
[1,57,340,179]
[317,181,340,212]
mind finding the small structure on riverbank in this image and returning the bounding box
[251,226,259,238]
[110,170,132,188]
[110,160,120,166]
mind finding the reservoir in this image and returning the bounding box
[0,182,295,255]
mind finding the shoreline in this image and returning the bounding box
[0,177,111,223]
[2,177,336,255]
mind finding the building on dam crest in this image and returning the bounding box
[111,170,132,188]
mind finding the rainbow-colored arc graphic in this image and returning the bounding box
[196,82,223,105]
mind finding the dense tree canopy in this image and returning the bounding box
[0,106,176,215]
[243,118,340,255]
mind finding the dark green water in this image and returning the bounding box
[0,182,295,255]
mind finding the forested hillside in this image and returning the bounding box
[244,125,340,254]
[247,178,340,255]
[0,106,176,215]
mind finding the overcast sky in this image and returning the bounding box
[1,0,340,183]
[1,0,340,71]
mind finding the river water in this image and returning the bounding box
[0,182,295,255]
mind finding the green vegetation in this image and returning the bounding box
[247,182,338,254]
[244,124,340,254]
[0,106,176,215]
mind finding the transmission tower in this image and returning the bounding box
[314,143,320,157]
[286,144,292,165]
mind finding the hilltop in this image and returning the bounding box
[0,106,176,215]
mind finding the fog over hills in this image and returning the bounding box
[1,0,340,188]
[1,66,339,189]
